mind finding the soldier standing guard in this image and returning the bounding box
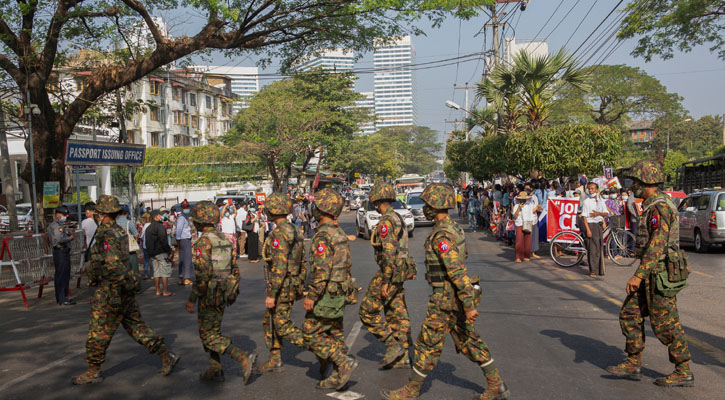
[255,192,309,373]
[48,205,76,305]
[360,182,415,369]
[73,195,179,385]
[302,188,359,390]
[382,183,509,400]
[607,160,693,387]
[185,201,256,383]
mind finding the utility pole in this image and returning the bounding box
[0,105,18,231]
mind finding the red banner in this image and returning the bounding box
[546,197,580,240]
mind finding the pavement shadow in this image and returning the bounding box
[420,361,484,395]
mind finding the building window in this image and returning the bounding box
[149,81,161,96]
[173,111,189,126]
[192,137,200,146]
[173,87,180,101]
[191,116,199,129]
[150,106,160,121]
[151,132,160,147]
[181,90,186,105]
[205,95,212,108]
[189,93,196,107]
[75,78,87,91]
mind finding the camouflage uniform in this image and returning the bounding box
[382,184,509,400]
[359,182,413,368]
[608,161,693,387]
[257,193,308,373]
[74,195,178,385]
[189,201,255,383]
[302,188,358,390]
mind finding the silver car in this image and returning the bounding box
[356,199,414,239]
[406,191,433,226]
[0,203,33,233]
[677,190,725,252]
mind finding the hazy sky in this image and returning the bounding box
[195,1,724,140]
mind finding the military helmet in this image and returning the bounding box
[623,160,665,184]
[95,195,121,213]
[369,182,396,202]
[265,192,292,215]
[191,200,219,224]
[420,183,456,209]
[313,188,344,217]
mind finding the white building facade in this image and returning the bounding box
[190,65,259,112]
[356,92,376,135]
[373,36,416,129]
[295,48,355,73]
[503,37,549,66]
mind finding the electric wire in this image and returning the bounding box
[524,0,565,50]
[530,0,582,54]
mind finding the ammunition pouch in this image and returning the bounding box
[665,247,689,283]
[656,270,687,297]
[313,292,345,319]
[470,275,482,307]
[345,278,360,305]
[390,256,418,284]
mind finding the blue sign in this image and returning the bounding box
[65,140,146,167]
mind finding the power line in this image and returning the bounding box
[524,0,565,51]
[571,0,624,59]
[563,0,597,49]
[530,0,582,54]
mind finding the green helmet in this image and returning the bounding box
[420,183,456,209]
[191,200,219,224]
[265,192,292,215]
[369,182,396,202]
[624,160,665,184]
[313,188,344,217]
[95,195,121,213]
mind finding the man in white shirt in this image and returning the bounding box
[81,202,97,249]
[581,182,609,277]
[235,203,248,258]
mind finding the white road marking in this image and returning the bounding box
[327,390,366,400]
[346,320,363,351]
[0,349,83,391]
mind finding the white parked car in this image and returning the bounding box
[0,203,34,233]
[405,191,433,226]
[356,199,414,239]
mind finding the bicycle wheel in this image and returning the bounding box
[607,229,637,266]
[550,230,586,267]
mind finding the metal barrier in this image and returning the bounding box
[0,230,85,308]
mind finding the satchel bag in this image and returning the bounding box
[126,221,140,253]
[242,214,254,231]
[522,220,533,234]
[83,231,96,262]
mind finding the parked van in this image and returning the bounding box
[677,189,725,252]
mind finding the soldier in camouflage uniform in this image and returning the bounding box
[360,182,414,369]
[255,193,308,374]
[302,188,359,390]
[607,160,693,387]
[382,183,509,400]
[185,201,256,383]
[73,195,179,385]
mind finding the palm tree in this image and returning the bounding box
[475,63,521,133]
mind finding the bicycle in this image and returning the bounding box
[550,223,637,268]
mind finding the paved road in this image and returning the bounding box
[1,212,723,399]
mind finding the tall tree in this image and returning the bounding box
[376,125,442,175]
[0,0,493,195]
[618,0,725,61]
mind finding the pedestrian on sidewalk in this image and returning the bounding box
[513,190,535,262]
[48,205,75,306]
[581,182,609,277]
[220,200,237,258]
[235,202,248,258]
[176,200,194,285]
[147,210,173,296]
[117,206,141,280]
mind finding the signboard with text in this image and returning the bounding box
[64,140,146,166]
[255,192,266,204]
[546,197,580,241]
[42,182,60,208]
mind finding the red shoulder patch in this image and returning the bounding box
[651,213,659,229]
[272,238,280,248]
[102,242,110,252]
[196,248,202,259]
[438,240,450,253]
[316,243,326,255]
[379,223,389,238]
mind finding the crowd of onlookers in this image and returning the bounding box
[454,177,635,277]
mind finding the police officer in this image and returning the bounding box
[73,195,179,385]
[48,205,75,305]
[360,182,414,369]
[185,201,256,383]
[382,183,509,400]
[256,193,308,374]
[607,160,693,387]
[302,188,358,390]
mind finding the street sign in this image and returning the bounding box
[64,139,146,166]
[255,192,266,203]
[42,182,60,208]
[72,165,96,174]
[72,173,97,187]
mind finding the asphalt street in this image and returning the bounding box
[1,212,723,400]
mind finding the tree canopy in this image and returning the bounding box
[618,0,725,61]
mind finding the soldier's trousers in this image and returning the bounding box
[264,301,306,351]
[413,295,492,376]
[198,302,232,354]
[359,271,411,348]
[302,313,347,364]
[619,281,691,364]
[85,286,164,365]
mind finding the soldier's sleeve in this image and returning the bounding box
[634,203,672,279]
[267,230,290,298]
[298,226,308,282]
[377,218,399,284]
[189,236,212,303]
[433,231,475,309]
[306,233,333,302]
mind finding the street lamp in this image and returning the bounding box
[666,118,692,155]
[446,100,474,187]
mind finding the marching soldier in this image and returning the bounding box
[360,182,415,369]
[73,195,179,385]
[48,205,76,305]
[302,188,358,390]
[607,160,693,387]
[381,183,509,400]
[185,201,256,383]
[255,193,308,373]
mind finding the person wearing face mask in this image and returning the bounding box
[176,200,194,285]
[220,201,237,258]
[48,205,76,306]
[604,189,624,227]
[81,202,97,250]
[581,182,609,277]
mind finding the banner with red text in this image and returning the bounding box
[546,197,580,240]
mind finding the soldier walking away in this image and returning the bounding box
[302,188,359,391]
[381,183,509,400]
[256,193,309,374]
[48,205,76,305]
[185,201,256,383]
[360,182,415,369]
[607,160,693,387]
[73,195,179,385]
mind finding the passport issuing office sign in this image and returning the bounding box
[64,139,146,167]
